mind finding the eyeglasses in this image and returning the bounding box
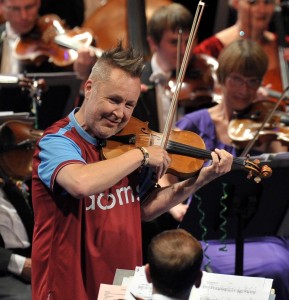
[247,0,276,5]
[227,75,262,89]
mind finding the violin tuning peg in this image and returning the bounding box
[260,165,272,178]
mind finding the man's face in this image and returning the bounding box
[81,68,141,139]
[1,0,40,34]
[149,29,193,72]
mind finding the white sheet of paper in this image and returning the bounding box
[97,284,127,300]
[126,266,152,300]
[190,271,273,300]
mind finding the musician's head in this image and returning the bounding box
[145,229,203,299]
[217,39,268,110]
[229,0,278,36]
[0,0,40,35]
[76,41,144,139]
[147,3,194,72]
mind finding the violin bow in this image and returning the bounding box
[240,86,289,157]
[160,1,205,150]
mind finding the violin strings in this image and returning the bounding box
[135,134,248,169]
[167,140,247,168]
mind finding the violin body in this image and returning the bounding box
[83,0,172,50]
[13,14,96,67]
[102,117,206,178]
[228,100,289,148]
[0,120,43,180]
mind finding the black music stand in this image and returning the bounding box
[0,72,82,129]
[180,155,289,275]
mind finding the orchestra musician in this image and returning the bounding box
[160,39,289,300]
[133,3,216,134]
[133,3,195,264]
[0,0,95,78]
[31,42,233,299]
[193,0,289,94]
[0,175,33,300]
[133,3,195,133]
[0,118,42,300]
[134,3,219,264]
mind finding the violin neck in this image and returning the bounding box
[167,140,245,168]
[54,35,102,58]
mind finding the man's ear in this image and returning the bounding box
[144,264,152,283]
[194,270,203,288]
[147,36,158,53]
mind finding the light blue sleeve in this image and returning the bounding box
[38,133,86,189]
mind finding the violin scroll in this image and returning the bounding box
[243,157,272,183]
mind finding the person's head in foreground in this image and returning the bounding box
[145,229,203,299]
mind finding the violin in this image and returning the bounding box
[0,120,43,180]
[102,117,272,183]
[228,99,289,149]
[166,54,221,108]
[13,14,102,67]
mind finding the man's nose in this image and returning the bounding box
[113,105,125,118]
[20,8,29,19]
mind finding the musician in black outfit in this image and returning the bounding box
[0,173,33,299]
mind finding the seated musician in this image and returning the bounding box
[193,0,289,95]
[0,173,33,299]
[133,3,216,134]
[160,39,289,300]
[0,0,95,77]
[0,0,96,130]
[134,3,218,264]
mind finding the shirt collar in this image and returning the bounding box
[68,108,101,146]
[149,53,172,85]
[5,22,19,40]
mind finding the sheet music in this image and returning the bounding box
[190,271,273,300]
[97,284,127,300]
[125,266,152,300]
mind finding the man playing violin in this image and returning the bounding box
[161,39,289,300]
[31,42,233,299]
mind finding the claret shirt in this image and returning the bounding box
[32,108,142,299]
